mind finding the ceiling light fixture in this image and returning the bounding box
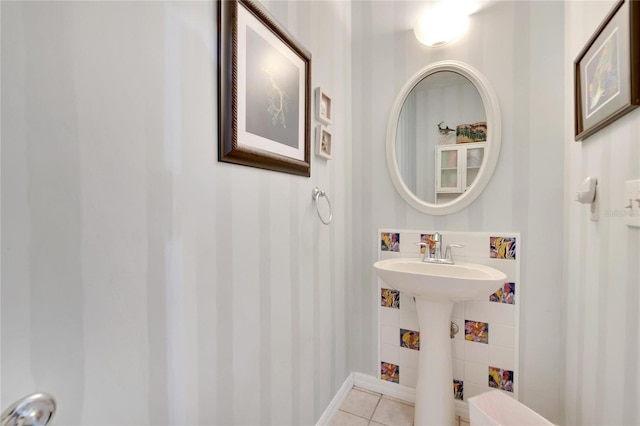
[414,1,471,47]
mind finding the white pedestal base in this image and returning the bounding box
[414,299,455,426]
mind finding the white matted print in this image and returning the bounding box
[218,0,311,177]
[315,125,332,160]
[315,87,333,125]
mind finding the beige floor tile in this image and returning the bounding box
[339,388,381,419]
[378,394,414,407]
[369,422,387,426]
[329,410,369,426]
[371,396,415,426]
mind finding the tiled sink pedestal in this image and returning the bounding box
[378,230,521,420]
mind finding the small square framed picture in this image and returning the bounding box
[315,125,332,160]
[315,87,333,125]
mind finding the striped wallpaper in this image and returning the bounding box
[1,1,352,425]
[351,1,565,423]
[3,1,637,425]
[564,1,640,425]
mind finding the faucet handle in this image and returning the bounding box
[444,243,464,263]
[415,242,432,260]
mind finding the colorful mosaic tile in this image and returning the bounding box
[489,366,514,392]
[490,282,516,304]
[419,233,435,255]
[400,328,420,350]
[381,232,400,252]
[490,236,516,259]
[381,288,400,309]
[381,361,399,383]
[465,320,489,344]
[453,380,464,400]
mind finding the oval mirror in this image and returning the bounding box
[386,61,501,215]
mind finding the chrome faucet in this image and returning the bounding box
[432,232,442,261]
[416,232,464,264]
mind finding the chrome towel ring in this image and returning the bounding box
[312,187,333,225]
[1,393,56,426]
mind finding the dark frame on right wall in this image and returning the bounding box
[574,0,640,141]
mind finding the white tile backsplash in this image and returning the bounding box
[400,293,417,312]
[452,339,465,360]
[490,303,516,327]
[489,346,516,371]
[379,251,406,260]
[400,232,421,253]
[465,383,490,401]
[464,301,492,324]
[464,340,489,364]
[400,366,419,388]
[453,358,464,380]
[381,325,398,346]
[465,361,489,386]
[380,306,401,327]
[400,311,420,331]
[377,229,520,401]
[445,232,487,257]
[399,346,419,367]
[490,324,516,348]
[380,344,401,366]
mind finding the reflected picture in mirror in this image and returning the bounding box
[385,61,502,215]
[396,71,486,205]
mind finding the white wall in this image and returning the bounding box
[0,1,352,424]
[564,1,640,425]
[351,1,565,423]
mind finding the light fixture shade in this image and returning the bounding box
[414,5,469,47]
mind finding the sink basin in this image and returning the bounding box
[373,258,507,425]
[373,258,506,302]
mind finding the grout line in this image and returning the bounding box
[337,409,371,422]
[369,394,383,423]
[354,386,382,397]
[380,394,415,408]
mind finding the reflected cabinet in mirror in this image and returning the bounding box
[386,61,502,215]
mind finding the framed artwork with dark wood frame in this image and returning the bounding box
[218,0,312,176]
[574,0,640,141]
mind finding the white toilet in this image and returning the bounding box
[468,390,555,426]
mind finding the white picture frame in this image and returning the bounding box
[315,125,332,160]
[315,87,333,125]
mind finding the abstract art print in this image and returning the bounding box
[381,362,399,383]
[381,232,400,252]
[381,288,400,309]
[574,0,639,140]
[400,329,420,350]
[490,236,516,260]
[489,367,514,393]
[218,0,311,176]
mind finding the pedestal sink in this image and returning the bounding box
[373,258,506,426]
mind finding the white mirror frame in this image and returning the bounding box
[386,60,502,215]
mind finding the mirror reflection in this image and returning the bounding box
[395,71,487,204]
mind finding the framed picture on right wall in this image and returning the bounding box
[574,0,640,141]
